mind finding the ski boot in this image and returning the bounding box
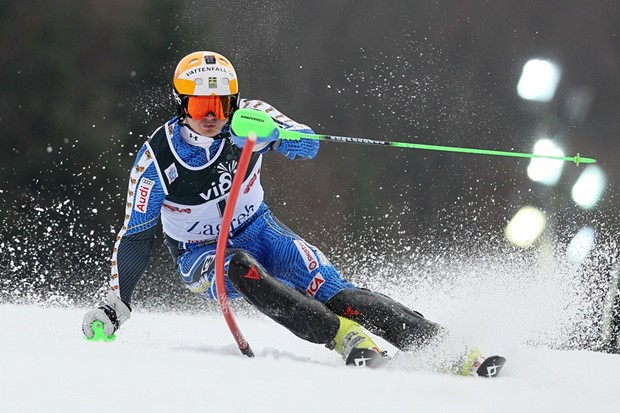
[329,316,386,368]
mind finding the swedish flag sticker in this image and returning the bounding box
[208,77,217,88]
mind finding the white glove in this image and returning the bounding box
[82,291,131,339]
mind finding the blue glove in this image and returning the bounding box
[230,127,280,152]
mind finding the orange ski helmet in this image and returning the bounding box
[172,51,239,120]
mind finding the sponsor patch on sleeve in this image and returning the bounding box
[135,178,154,213]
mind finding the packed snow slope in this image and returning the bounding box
[1,303,618,413]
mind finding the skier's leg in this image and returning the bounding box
[255,213,357,304]
[251,212,441,351]
[228,250,339,343]
[227,251,385,367]
[326,288,503,375]
[325,287,442,350]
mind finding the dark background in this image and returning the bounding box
[1,1,619,310]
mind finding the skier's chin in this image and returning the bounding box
[187,120,224,138]
[197,126,221,137]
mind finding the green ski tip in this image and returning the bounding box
[85,320,116,342]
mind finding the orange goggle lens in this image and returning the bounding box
[185,95,235,120]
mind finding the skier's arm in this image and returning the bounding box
[113,225,157,304]
[82,142,165,338]
[110,142,165,304]
[239,99,319,160]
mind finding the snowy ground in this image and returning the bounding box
[1,303,619,413]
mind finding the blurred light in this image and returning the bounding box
[505,206,547,248]
[566,226,596,264]
[517,59,561,102]
[571,165,606,209]
[563,86,594,125]
[527,139,565,186]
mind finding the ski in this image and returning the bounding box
[346,348,389,368]
[476,355,506,378]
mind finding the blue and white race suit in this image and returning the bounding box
[110,99,354,305]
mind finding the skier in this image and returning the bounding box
[82,51,491,373]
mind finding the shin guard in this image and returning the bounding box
[227,251,340,344]
[325,288,442,350]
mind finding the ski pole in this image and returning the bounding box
[231,108,596,165]
[215,133,257,358]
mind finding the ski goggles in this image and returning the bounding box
[183,95,237,120]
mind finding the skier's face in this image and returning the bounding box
[185,113,228,138]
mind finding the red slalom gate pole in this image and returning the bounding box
[215,133,256,357]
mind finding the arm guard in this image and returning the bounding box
[239,99,320,160]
